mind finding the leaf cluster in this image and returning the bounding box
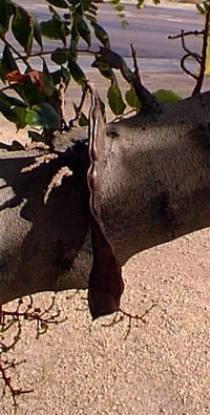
[0,0,180,143]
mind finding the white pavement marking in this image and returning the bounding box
[125,12,183,23]
[167,18,183,22]
[18,2,48,10]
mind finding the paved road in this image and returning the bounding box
[16,1,203,60]
[0,1,203,73]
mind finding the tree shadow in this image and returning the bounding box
[0,141,90,303]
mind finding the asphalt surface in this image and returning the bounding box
[15,0,203,60]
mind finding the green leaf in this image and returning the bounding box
[79,112,89,126]
[107,84,125,115]
[46,0,69,8]
[42,73,56,98]
[98,48,133,83]
[114,4,124,12]
[51,48,69,64]
[77,16,91,46]
[42,59,50,76]
[25,103,61,129]
[28,131,45,142]
[41,17,69,42]
[0,45,18,81]
[91,21,110,47]
[152,89,182,103]
[196,3,206,14]
[137,0,145,9]
[111,0,121,5]
[0,98,18,123]
[0,93,27,128]
[14,79,42,106]
[12,6,34,55]
[68,56,86,86]
[51,67,71,86]
[203,0,210,12]
[33,18,43,49]
[51,69,62,85]
[0,92,26,108]
[2,45,18,70]
[0,0,14,37]
[70,23,80,53]
[13,106,27,129]
[125,86,141,109]
[98,66,115,80]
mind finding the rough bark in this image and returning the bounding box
[1,91,210,305]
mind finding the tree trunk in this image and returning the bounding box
[1,91,210,305]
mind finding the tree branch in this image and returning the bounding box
[169,4,210,96]
[180,54,199,80]
[130,44,162,115]
[169,30,204,40]
[1,92,210,306]
[192,3,210,95]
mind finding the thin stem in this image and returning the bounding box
[69,83,89,127]
[192,3,210,95]
[131,43,142,83]
[180,30,202,64]
[169,30,204,40]
[14,48,96,62]
[0,359,33,407]
[130,44,161,115]
[180,54,199,80]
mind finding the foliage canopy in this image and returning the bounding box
[0,0,209,143]
[0,0,188,143]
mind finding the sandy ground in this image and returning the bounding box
[1,70,210,414]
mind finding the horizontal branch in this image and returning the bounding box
[1,91,210,305]
[168,30,204,40]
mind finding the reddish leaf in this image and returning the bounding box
[5,69,26,84]
[27,70,45,92]
[5,69,45,93]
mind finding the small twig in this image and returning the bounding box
[119,303,157,340]
[131,43,143,84]
[180,30,202,64]
[102,303,157,340]
[130,44,161,115]
[0,359,33,408]
[169,30,204,40]
[192,2,210,95]
[169,30,202,79]
[0,296,65,346]
[169,5,210,96]
[12,48,96,63]
[180,54,199,80]
[69,83,89,127]
[58,79,68,129]
[0,296,65,407]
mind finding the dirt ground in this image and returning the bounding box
[1,71,210,414]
